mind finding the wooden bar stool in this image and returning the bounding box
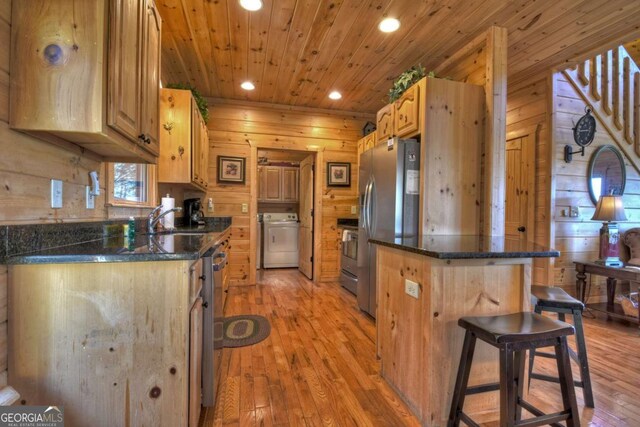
[529,284,594,408]
[448,312,580,427]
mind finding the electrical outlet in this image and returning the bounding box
[85,186,95,209]
[570,206,579,217]
[51,179,63,208]
[208,198,214,212]
[351,205,357,214]
[405,279,420,299]
[242,203,248,213]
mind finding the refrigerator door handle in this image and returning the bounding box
[364,179,373,236]
[369,179,376,236]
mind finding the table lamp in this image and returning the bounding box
[591,195,627,267]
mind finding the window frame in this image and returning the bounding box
[106,162,158,208]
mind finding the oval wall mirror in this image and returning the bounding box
[587,145,626,205]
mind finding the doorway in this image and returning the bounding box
[253,149,317,281]
[505,126,538,243]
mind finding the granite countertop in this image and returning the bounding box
[369,235,559,259]
[6,223,230,265]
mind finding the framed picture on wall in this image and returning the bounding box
[327,162,351,187]
[217,156,246,184]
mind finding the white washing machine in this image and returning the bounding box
[262,213,299,268]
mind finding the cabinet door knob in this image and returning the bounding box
[202,301,209,308]
[199,275,206,281]
[517,226,526,232]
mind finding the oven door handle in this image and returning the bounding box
[212,252,227,271]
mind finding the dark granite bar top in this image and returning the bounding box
[5,219,231,265]
[369,235,559,260]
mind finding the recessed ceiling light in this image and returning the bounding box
[239,0,262,11]
[379,17,400,33]
[241,81,255,91]
[329,91,342,100]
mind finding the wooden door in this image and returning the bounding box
[505,134,535,243]
[376,104,394,141]
[191,99,202,186]
[108,0,143,142]
[140,0,161,156]
[365,133,376,151]
[189,297,203,427]
[394,84,420,137]
[264,167,282,201]
[282,167,299,202]
[298,155,314,279]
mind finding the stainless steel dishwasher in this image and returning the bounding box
[202,244,227,407]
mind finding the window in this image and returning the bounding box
[107,163,157,207]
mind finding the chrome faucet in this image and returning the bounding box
[147,204,183,234]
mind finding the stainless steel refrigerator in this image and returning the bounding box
[357,138,420,318]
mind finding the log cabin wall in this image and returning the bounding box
[506,77,554,287]
[551,72,640,300]
[205,101,369,285]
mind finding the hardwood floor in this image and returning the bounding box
[201,269,640,427]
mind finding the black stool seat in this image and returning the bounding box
[449,312,580,427]
[459,312,575,344]
[531,285,584,310]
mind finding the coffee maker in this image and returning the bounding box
[184,198,205,227]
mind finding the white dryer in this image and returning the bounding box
[262,213,299,268]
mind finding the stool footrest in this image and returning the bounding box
[531,372,585,389]
[459,412,481,427]
[465,383,500,395]
[518,398,566,427]
[533,351,556,359]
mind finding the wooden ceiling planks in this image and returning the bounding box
[156,0,640,113]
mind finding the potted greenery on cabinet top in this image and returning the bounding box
[388,65,440,103]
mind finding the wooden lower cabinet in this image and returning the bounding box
[376,245,531,425]
[8,259,205,427]
[189,297,204,427]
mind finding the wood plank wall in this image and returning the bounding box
[506,77,553,286]
[205,101,368,285]
[552,72,640,300]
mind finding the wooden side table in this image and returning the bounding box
[574,261,640,324]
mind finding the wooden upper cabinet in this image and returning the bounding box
[158,88,209,191]
[394,83,420,137]
[282,167,299,202]
[108,0,143,142]
[140,0,161,156]
[365,133,376,151]
[9,0,160,163]
[263,167,283,201]
[376,104,394,141]
[258,165,299,202]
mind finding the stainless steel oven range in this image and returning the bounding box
[338,218,358,294]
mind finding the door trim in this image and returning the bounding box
[249,148,322,284]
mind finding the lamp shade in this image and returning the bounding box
[591,195,627,222]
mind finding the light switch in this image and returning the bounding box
[242,203,248,213]
[86,186,95,209]
[208,198,214,212]
[351,205,357,214]
[51,179,63,208]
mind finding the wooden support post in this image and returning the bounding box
[483,26,508,237]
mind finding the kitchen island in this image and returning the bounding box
[6,220,230,427]
[370,235,558,426]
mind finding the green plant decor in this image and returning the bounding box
[388,65,438,103]
[166,83,209,124]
